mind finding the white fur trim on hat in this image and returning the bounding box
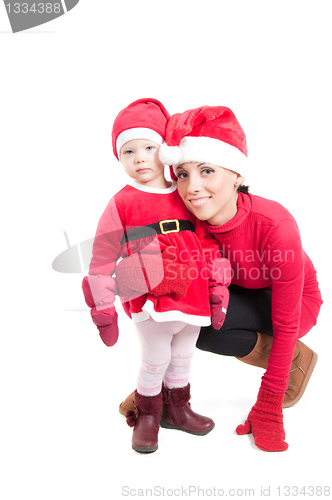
[159,143,182,166]
[160,136,248,178]
[116,128,163,157]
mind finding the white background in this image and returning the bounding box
[1,1,331,499]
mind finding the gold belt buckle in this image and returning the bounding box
[159,219,180,234]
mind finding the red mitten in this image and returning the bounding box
[82,275,119,346]
[236,388,288,452]
[116,246,193,298]
[207,257,232,329]
[90,306,119,347]
[209,285,229,329]
[150,247,193,297]
[116,252,161,297]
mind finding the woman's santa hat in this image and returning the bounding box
[159,105,248,179]
[112,98,170,160]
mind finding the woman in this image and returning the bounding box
[119,105,322,452]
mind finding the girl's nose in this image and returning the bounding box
[134,154,145,163]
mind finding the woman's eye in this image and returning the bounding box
[177,172,187,179]
[201,168,214,175]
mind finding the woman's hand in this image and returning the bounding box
[236,388,288,452]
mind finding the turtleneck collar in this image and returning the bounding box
[203,192,251,234]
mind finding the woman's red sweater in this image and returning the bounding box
[203,193,322,393]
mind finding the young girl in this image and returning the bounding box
[82,99,231,453]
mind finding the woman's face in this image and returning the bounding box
[176,162,243,226]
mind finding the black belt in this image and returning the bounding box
[120,219,195,245]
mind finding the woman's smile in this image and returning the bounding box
[189,196,212,207]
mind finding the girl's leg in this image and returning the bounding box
[129,317,179,453]
[164,323,200,389]
[160,322,215,435]
[119,319,198,413]
[135,317,173,396]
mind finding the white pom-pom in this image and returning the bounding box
[159,143,182,165]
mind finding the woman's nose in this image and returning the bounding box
[187,176,201,194]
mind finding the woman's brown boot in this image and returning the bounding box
[119,391,135,416]
[126,391,162,453]
[160,384,215,435]
[236,332,318,408]
[283,340,318,408]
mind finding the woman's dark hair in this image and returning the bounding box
[238,184,249,194]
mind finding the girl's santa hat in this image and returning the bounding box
[112,98,170,160]
[159,105,248,179]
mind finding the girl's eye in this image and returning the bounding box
[146,146,154,151]
[124,150,133,155]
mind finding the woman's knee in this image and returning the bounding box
[196,326,258,357]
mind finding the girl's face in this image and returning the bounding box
[119,139,167,188]
[176,162,243,226]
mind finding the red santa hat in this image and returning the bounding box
[112,98,170,160]
[159,105,248,179]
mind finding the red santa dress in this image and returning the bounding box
[89,180,221,327]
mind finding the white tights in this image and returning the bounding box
[134,317,200,396]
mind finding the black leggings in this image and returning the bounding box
[197,285,274,358]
